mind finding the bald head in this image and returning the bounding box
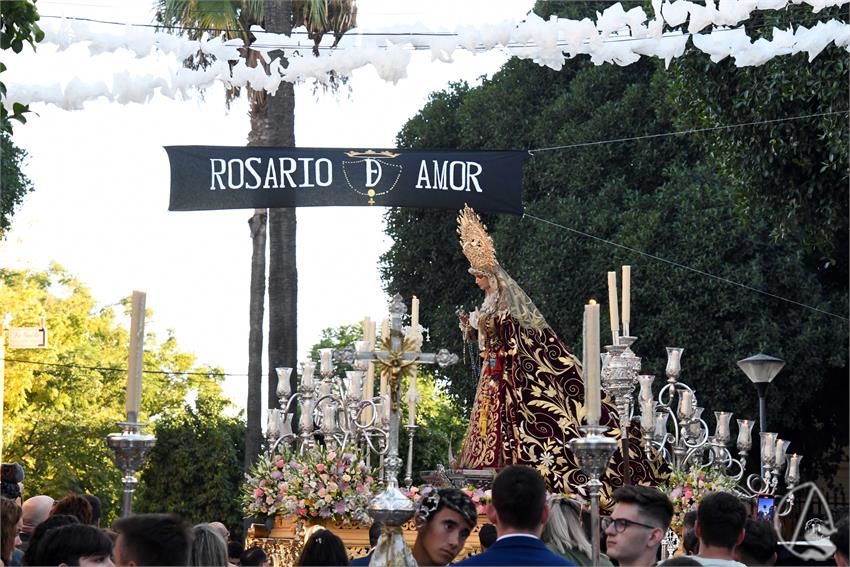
[23,495,54,529]
[21,495,54,550]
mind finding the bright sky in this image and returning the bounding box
[1,0,534,413]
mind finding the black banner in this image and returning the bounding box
[165,146,524,215]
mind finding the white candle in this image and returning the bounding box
[407,386,418,426]
[366,318,376,345]
[322,401,336,434]
[584,301,601,425]
[638,375,654,402]
[736,419,754,449]
[126,291,146,422]
[607,271,619,345]
[411,296,419,329]
[381,319,390,342]
[382,393,391,424]
[320,348,333,374]
[678,389,693,418]
[775,438,786,468]
[640,400,655,431]
[621,265,631,334]
[654,412,669,439]
[787,454,801,482]
[302,362,315,389]
[300,399,314,432]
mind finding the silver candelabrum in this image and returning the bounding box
[633,347,801,516]
[570,425,618,567]
[265,294,458,566]
[105,421,156,517]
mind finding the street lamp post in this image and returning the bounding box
[737,354,786,434]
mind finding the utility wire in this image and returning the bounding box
[522,213,848,321]
[528,110,849,154]
[38,9,843,48]
[1,356,248,377]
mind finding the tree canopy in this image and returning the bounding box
[381,12,848,485]
[0,265,231,523]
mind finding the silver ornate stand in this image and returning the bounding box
[570,425,617,567]
[106,421,156,517]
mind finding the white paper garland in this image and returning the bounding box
[4,0,849,110]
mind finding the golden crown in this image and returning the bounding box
[457,205,497,272]
[344,150,400,159]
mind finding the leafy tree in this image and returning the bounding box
[398,372,467,484]
[381,25,848,485]
[155,0,358,472]
[666,4,849,280]
[0,0,44,133]
[135,387,245,538]
[0,131,34,236]
[0,265,230,524]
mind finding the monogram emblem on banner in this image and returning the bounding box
[342,150,403,205]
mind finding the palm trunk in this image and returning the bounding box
[245,208,267,472]
[259,0,298,410]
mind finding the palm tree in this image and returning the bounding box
[155,0,357,472]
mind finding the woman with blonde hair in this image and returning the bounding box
[190,523,229,567]
[542,496,612,567]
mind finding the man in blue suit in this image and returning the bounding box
[455,466,576,566]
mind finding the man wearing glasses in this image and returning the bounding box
[603,485,674,567]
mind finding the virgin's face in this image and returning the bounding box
[474,273,491,292]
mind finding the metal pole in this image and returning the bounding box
[755,382,768,433]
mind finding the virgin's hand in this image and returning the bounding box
[469,309,480,330]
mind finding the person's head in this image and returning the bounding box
[413,488,477,566]
[190,523,228,567]
[734,518,777,566]
[1,496,23,564]
[1,463,24,505]
[22,513,80,566]
[239,546,268,567]
[83,495,102,527]
[830,516,849,566]
[112,513,193,566]
[683,529,699,556]
[208,522,230,542]
[21,494,56,549]
[695,492,747,551]
[543,496,592,559]
[295,529,349,566]
[51,494,94,525]
[36,523,114,567]
[478,523,497,551]
[683,510,698,531]
[604,485,673,567]
[489,465,548,533]
[368,520,383,548]
[227,541,243,565]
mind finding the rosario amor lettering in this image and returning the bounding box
[209,157,333,190]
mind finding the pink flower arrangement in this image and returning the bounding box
[243,446,377,524]
[661,466,738,530]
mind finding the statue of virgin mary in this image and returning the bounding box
[455,206,667,506]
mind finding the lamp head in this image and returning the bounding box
[737,353,785,384]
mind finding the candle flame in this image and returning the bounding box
[588,299,597,305]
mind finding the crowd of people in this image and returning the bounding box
[2,461,848,567]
